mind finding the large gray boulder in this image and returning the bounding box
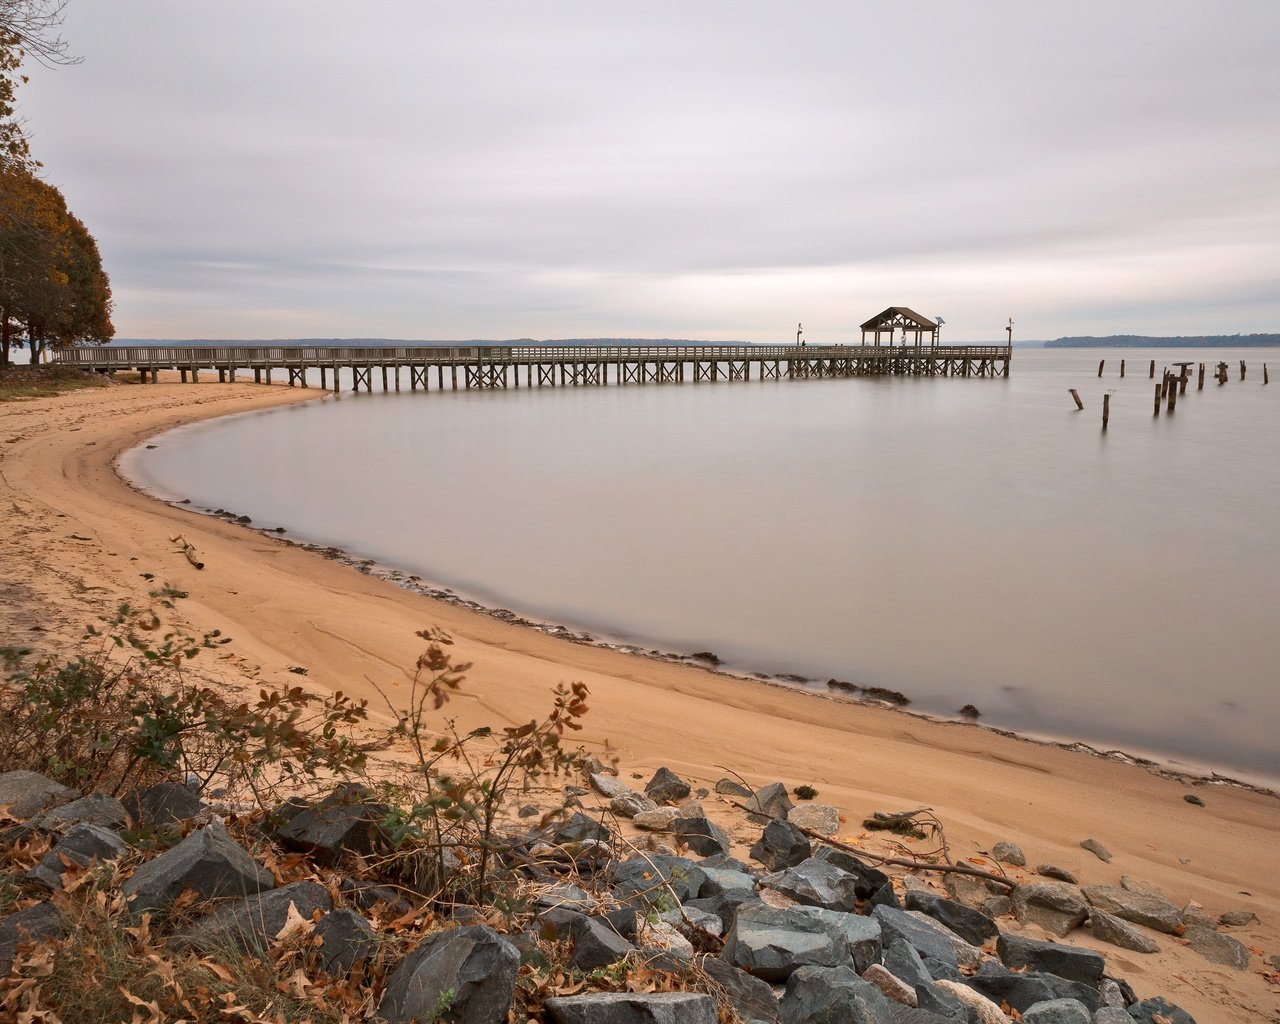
[904,892,998,946]
[30,793,130,832]
[777,965,895,1024]
[882,936,931,990]
[313,908,378,974]
[675,816,732,857]
[173,879,331,954]
[1125,997,1197,1024]
[1081,885,1181,934]
[122,781,205,828]
[722,903,850,981]
[965,967,1099,1016]
[995,934,1104,988]
[751,819,812,871]
[813,847,894,902]
[1011,882,1088,937]
[872,906,960,968]
[794,906,882,972]
[1088,910,1159,954]
[0,771,78,820]
[273,784,387,863]
[698,864,757,897]
[26,822,127,890]
[1021,998,1090,1024]
[0,902,65,975]
[699,953,778,1023]
[377,924,519,1024]
[745,783,793,824]
[612,855,706,906]
[546,992,717,1024]
[1185,924,1250,970]
[590,773,636,800]
[570,915,635,971]
[762,858,861,912]
[122,821,275,914]
[646,768,692,804]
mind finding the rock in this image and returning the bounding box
[943,871,999,910]
[377,925,520,1024]
[996,934,1105,987]
[902,911,980,968]
[1081,885,1181,934]
[722,903,851,981]
[545,992,717,1024]
[882,936,931,990]
[122,781,205,828]
[813,847,894,902]
[1011,882,1088,937]
[535,882,594,912]
[794,906,882,972]
[763,859,863,913]
[872,906,959,968]
[646,767,692,804]
[751,819,812,871]
[991,841,1026,867]
[30,793,130,832]
[715,778,754,799]
[745,783,793,824]
[176,880,332,954]
[676,905,724,938]
[0,771,79,820]
[612,855,706,906]
[1118,876,1165,900]
[639,918,694,960]
[982,895,1013,919]
[571,916,636,970]
[314,908,377,973]
[861,963,917,1007]
[123,821,274,914]
[553,811,611,845]
[1088,910,1158,954]
[787,805,840,836]
[1183,794,1205,806]
[1185,924,1249,970]
[26,822,127,890]
[685,890,759,932]
[675,816,732,857]
[1218,909,1257,927]
[1093,1010,1131,1024]
[1022,998,1090,1024]
[0,902,65,975]
[339,878,417,918]
[680,799,707,818]
[699,953,779,1022]
[904,892,998,946]
[1078,839,1111,863]
[612,793,659,819]
[590,773,634,800]
[699,865,757,897]
[1125,997,1197,1024]
[1100,978,1126,1008]
[777,965,894,1024]
[273,784,387,863]
[1180,903,1215,931]
[632,807,678,830]
[1037,865,1078,884]
[931,980,1007,1024]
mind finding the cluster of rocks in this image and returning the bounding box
[0,766,1257,1024]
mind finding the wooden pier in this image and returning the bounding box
[52,342,1011,392]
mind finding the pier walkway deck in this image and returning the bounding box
[53,342,1011,391]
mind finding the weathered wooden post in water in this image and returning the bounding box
[1098,359,1105,378]
[1102,392,1111,429]
[1154,381,1161,415]
[1149,359,1156,379]
[1198,363,1205,390]
[1218,361,1229,384]
[1240,360,1246,381]
[1120,359,1125,377]
[1069,388,1084,410]
[1167,374,1178,412]
[1265,364,1270,385]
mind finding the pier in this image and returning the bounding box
[52,341,1011,392]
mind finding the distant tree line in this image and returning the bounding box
[0,1,113,368]
[1046,334,1280,348]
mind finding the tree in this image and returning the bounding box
[0,1,74,66]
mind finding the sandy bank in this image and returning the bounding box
[1,378,1277,1021]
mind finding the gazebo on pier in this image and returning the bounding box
[860,307,940,349]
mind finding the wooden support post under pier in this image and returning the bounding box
[181,369,189,384]
[1102,392,1110,429]
[1198,363,1204,390]
[1167,374,1177,412]
[218,368,226,383]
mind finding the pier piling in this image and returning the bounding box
[1069,388,1084,410]
[1102,393,1110,429]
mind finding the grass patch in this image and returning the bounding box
[0,364,113,402]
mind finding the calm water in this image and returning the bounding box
[122,348,1280,786]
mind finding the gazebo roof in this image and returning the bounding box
[859,307,939,331]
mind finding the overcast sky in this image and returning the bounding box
[21,1,1280,342]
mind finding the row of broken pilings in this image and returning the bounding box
[1071,356,1268,430]
[0,765,1248,1024]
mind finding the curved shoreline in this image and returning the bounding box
[3,378,1279,1022]
[123,403,1278,797]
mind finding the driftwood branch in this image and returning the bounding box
[727,798,1013,890]
[168,533,204,569]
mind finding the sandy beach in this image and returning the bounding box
[1,377,1277,1021]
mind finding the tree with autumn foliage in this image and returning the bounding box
[0,5,112,367]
